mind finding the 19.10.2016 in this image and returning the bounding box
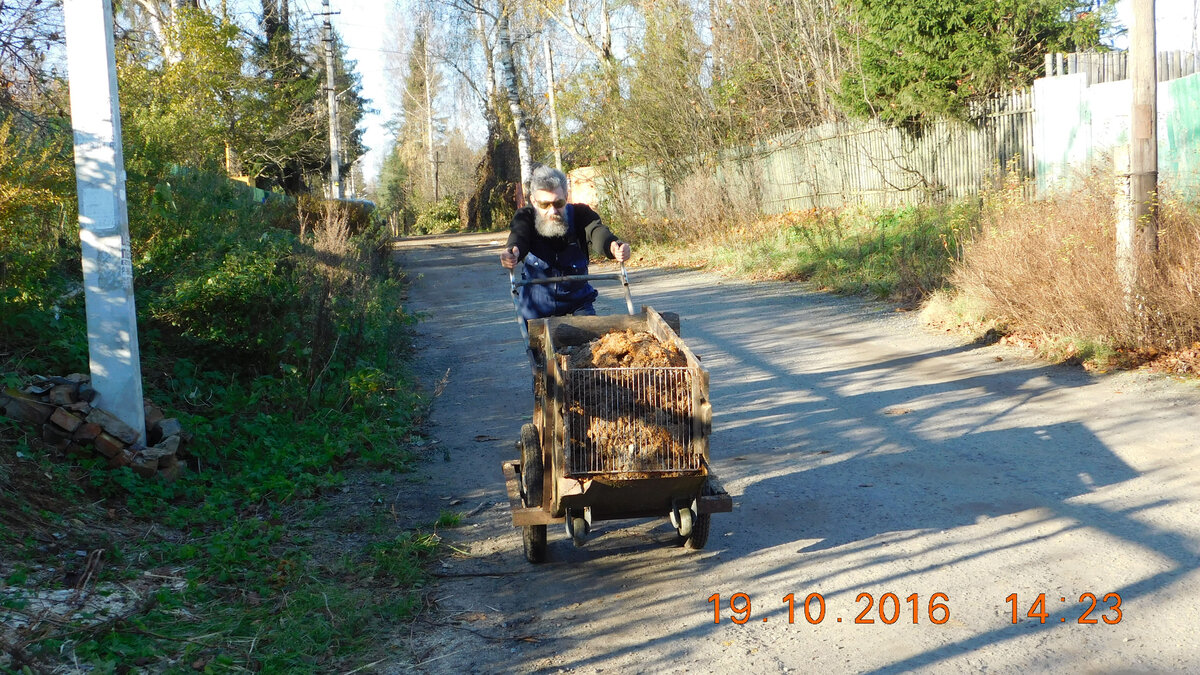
[708,592,951,625]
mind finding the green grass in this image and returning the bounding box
[709,203,977,302]
[1,159,439,671]
[434,510,464,529]
[0,368,436,671]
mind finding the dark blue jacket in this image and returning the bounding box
[506,203,618,320]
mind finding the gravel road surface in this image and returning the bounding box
[385,231,1200,674]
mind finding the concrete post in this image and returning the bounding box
[62,0,147,444]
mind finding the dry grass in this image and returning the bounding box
[949,168,1200,370]
[609,168,755,246]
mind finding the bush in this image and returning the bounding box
[953,168,1200,352]
[0,117,78,313]
[297,194,376,237]
[412,195,462,235]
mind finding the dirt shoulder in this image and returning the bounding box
[384,231,1200,674]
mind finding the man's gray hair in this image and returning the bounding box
[527,164,568,196]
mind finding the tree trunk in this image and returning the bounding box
[497,11,532,195]
[544,37,562,172]
[133,0,173,62]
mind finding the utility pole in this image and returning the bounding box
[544,37,563,172]
[423,31,436,199]
[62,0,147,443]
[1130,0,1158,257]
[1118,0,1158,298]
[321,0,343,199]
[432,151,444,201]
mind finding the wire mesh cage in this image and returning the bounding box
[563,366,702,476]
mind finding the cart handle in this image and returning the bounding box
[509,264,635,317]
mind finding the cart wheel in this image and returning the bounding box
[683,513,711,550]
[523,525,547,563]
[520,423,543,508]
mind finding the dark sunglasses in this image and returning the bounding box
[532,198,566,210]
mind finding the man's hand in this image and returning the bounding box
[500,245,520,270]
[610,240,631,263]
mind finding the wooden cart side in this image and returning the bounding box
[542,322,567,517]
[644,307,712,465]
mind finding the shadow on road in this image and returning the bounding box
[398,243,1198,672]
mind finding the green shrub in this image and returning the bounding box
[0,117,78,314]
[413,195,461,235]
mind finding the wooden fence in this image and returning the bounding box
[609,89,1036,215]
[1044,50,1200,84]
[603,51,1200,215]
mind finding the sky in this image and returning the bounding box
[325,0,1200,184]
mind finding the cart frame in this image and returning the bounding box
[502,300,731,562]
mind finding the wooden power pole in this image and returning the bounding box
[1118,0,1159,297]
[321,0,343,199]
[432,151,444,201]
[1130,0,1158,257]
[62,0,147,443]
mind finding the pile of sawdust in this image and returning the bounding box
[560,330,696,475]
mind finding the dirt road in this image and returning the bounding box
[386,231,1200,673]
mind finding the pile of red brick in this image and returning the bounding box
[0,375,186,481]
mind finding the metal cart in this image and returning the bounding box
[501,267,732,563]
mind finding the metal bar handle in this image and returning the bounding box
[510,267,636,316]
[512,273,625,287]
[509,269,531,351]
[620,263,634,315]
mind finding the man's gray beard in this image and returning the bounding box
[534,210,568,238]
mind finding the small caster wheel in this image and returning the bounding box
[566,511,589,548]
[683,513,710,549]
[674,507,694,538]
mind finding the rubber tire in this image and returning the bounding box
[520,423,543,509]
[523,525,547,563]
[683,512,711,550]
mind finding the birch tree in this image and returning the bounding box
[497,8,533,191]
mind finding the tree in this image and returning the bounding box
[117,7,253,172]
[710,0,851,132]
[378,17,445,212]
[0,0,67,118]
[619,0,718,186]
[840,0,1114,124]
[497,8,533,190]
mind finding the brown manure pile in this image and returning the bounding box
[561,330,696,475]
[567,329,688,369]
